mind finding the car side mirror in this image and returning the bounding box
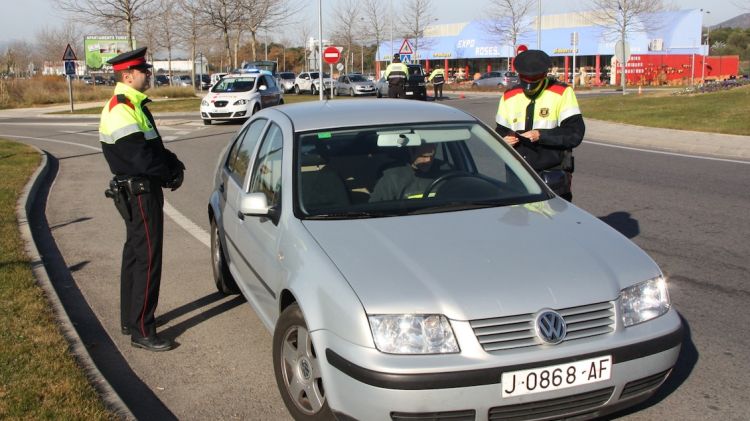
[239,192,279,224]
[259,85,267,91]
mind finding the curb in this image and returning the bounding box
[15,145,134,419]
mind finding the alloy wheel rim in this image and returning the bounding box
[280,324,325,415]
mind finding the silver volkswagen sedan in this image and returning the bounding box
[208,99,682,421]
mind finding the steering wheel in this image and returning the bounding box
[422,171,487,198]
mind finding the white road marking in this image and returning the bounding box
[1,133,212,248]
[584,140,750,165]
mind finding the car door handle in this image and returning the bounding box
[237,211,244,221]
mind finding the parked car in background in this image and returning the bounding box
[276,72,296,93]
[172,75,192,87]
[336,73,376,96]
[79,75,94,85]
[93,75,106,85]
[472,71,519,88]
[207,99,682,421]
[195,74,211,90]
[294,71,337,95]
[154,74,170,87]
[375,65,427,100]
[405,64,427,100]
[210,72,228,87]
[200,72,283,125]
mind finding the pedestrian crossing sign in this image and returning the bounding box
[400,54,412,64]
[398,39,413,55]
[62,44,77,61]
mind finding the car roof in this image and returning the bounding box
[268,99,476,133]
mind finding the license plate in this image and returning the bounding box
[501,355,612,397]
[406,91,414,95]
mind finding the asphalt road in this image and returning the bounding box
[2,98,749,420]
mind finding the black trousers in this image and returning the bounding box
[120,186,164,339]
[433,83,443,99]
[388,82,405,98]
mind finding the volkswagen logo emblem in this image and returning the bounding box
[535,310,566,344]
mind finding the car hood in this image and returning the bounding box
[203,91,257,102]
[301,199,660,321]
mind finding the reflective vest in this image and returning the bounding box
[385,62,408,84]
[99,82,158,145]
[428,68,445,84]
[495,79,581,132]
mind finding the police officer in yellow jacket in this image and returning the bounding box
[428,64,445,100]
[100,47,184,351]
[495,49,585,201]
[384,53,408,98]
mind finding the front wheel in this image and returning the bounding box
[294,85,301,94]
[274,304,333,420]
[349,88,355,97]
[210,219,239,294]
[311,85,318,96]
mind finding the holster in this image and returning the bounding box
[105,178,132,221]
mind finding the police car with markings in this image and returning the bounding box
[200,68,284,125]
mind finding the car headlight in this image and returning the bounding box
[368,314,459,354]
[233,99,249,105]
[619,276,670,327]
[201,99,208,106]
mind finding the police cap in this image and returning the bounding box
[107,47,152,71]
[514,49,551,78]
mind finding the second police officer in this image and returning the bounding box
[495,49,585,201]
[100,47,185,352]
[384,53,408,98]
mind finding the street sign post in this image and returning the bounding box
[323,46,341,99]
[62,44,78,112]
[615,40,631,94]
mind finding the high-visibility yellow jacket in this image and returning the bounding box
[428,68,445,84]
[99,82,182,180]
[385,62,408,84]
[495,78,585,171]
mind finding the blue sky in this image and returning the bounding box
[0,0,744,44]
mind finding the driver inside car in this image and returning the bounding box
[370,143,451,201]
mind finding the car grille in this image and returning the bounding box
[391,409,476,421]
[488,387,614,421]
[213,101,228,107]
[470,301,615,352]
[620,370,671,400]
[209,112,231,118]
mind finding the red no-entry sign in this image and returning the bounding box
[323,46,341,64]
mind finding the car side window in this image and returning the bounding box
[226,119,268,184]
[248,123,283,207]
[266,76,277,88]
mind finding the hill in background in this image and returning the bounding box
[713,13,750,29]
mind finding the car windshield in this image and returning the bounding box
[348,74,367,82]
[280,73,295,79]
[212,77,257,92]
[295,123,547,219]
[308,73,331,79]
[408,66,424,76]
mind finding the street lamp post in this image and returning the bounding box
[701,9,710,84]
[537,0,542,49]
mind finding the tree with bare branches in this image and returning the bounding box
[151,0,183,82]
[483,0,534,69]
[587,0,667,92]
[363,0,388,63]
[57,0,158,49]
[176,0,209,87]
[36,20,84,67]
[236,0,300,62]
[399,0,435,61]
[331,0,362,74]
[195,0,243,71]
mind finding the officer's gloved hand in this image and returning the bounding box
[166,170,184,191]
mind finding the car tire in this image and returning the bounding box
[376,89,382,98]
[252,104,260,115]
[273,303,333,420]
[349,88,354,97]
[278,98,284,105]
[311,85,318,96]
[294,85,300,95]
[210,219,239,295]
[203,119,211,126]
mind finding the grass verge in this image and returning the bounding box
[578,85,750,136]
[0,139,113,420]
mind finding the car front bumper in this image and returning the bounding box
[200,105,250,120]
[314,309,682,421]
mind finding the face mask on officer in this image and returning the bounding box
[519,72,547,98]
